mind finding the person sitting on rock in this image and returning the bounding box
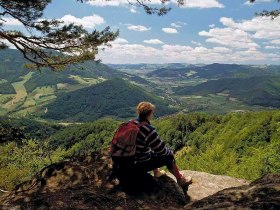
[110,101,192,191]
[132,101,192,187]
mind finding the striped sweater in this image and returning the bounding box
[135,118,172,163]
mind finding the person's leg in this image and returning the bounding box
[136,154,192,186]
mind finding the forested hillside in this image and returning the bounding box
[154,111,280,180]
[175,76,280,107]
[44,78,175,121]
[146,63,280,79]
[1,111,279,190]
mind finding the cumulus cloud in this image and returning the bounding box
[97,41,277,64]
[179,0,224,8]
[60,14,105,28]
[265,45,280,49]
[86,0,224,9]
[143,39,164,44]
[86,0,163,7]
[220,16,280,40]
[127,24,151,31]
[171,21,187,28]
[191,41,202,46]
[199,16,280,51]
[271,40,280,45]
[199,28,258,49]
[162,28,178,33]
[209,24,215,28]
[171,23,181,28]
[113,38,129,44]
[0,18,22,26]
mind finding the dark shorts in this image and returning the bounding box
[110,154,175,193]
[111,153,175,179]
[135,153,175,172]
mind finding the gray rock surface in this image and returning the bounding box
[169,170,249,201]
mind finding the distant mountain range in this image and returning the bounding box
[146,63,280,79]
[175,76,280,107]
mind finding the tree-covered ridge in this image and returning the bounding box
[0,111,279,190]
[154,111,280,180]
[175,76,280,107]
[147,63,280,79]
[0,49,30,83]
[44,78,176,122]
[0,116,62,144]
[0,118,119,190]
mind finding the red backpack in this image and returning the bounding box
[110,119,147,157]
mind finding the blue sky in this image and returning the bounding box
[2,0,280,64]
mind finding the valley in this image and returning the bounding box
[1,49,280,122]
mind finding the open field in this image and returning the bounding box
[177,94,269,114]
[69,75,99,85]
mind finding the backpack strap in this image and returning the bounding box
[132,119,148,128]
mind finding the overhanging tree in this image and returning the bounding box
[0,0,118,70]
[250,0,280,18]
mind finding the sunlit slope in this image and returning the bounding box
[44,78,176,121]
[176,77,280,107]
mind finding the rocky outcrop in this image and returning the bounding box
[0,151,279,210]
[185,173,280,209]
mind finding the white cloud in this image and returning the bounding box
[60,14,105,29]
[162,28,178,33]
[209,24,215,28]
[171,21,187,28]
[86,0,163,7]
[271,40,280,45]
[265,45,280,49]
[220,16,280,40]
[113,38,129,44]
[130,6,138,13]
[191,41,202,46]
[87,0,224,9]
[199,28,258,49]
[127,24,151,31]
[199,16,280,51]
[179,0,224,8]
[143,39,164,44]
[98,41,275,64]
[0,39,16,49]
[0,18,22,26]
[171,23,181,28]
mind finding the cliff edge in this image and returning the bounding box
[0,151,279,210]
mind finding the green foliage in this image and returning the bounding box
[44,78,176,122]
[173,111,280,180]
[154,113,212,151]
[0,82,15,94]
[49,118,120,149]
[0,111,279,190]
[0,116,62,144]
[0,49,29,83]
[0,140,67,190]
[148,63,280,79]
[176,77,280,107]
[24,70,78,93]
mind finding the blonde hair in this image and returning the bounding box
[137,102,155,118]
